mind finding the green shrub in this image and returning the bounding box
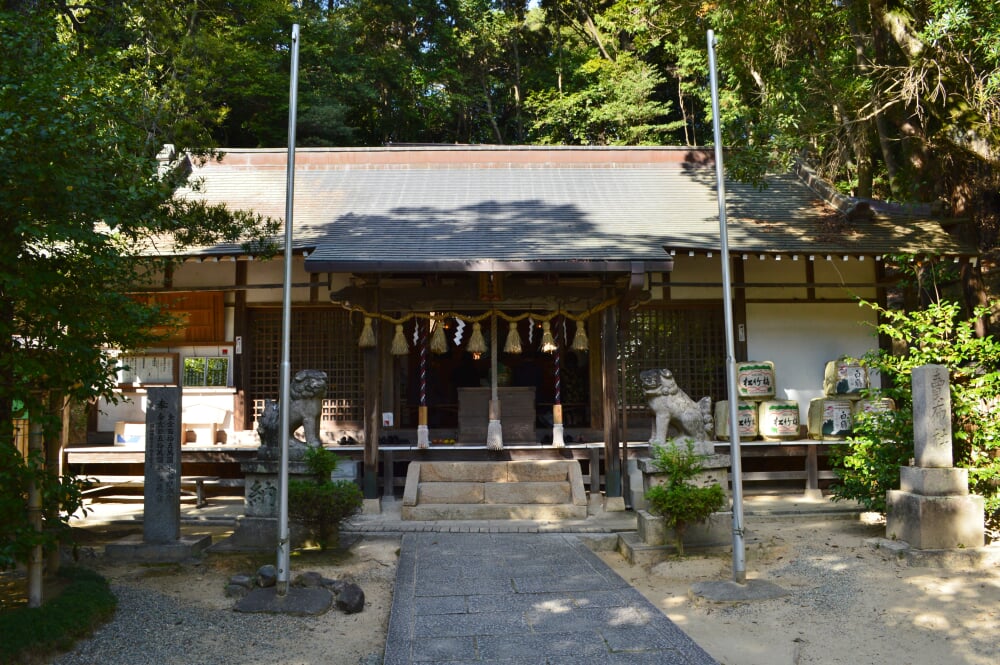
[288,447,363,549]
[644,439,726,556]
[830,299,1000,538]
[0,566,117,664]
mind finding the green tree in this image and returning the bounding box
[0,5,276,572]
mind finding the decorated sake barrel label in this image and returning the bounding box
[714,400,758,441]
[758,400,801,440]
[808,398,854,440]
[853,397,896,416]
[823,358,868,398]
[735,361,776,400]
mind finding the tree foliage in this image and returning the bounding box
[0,4,277,569]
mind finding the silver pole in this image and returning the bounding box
[276,17,301,597]
[707,29,747,584]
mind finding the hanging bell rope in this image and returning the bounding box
[358,317,376,348]
[504,320,522,354]
[466,322,487,354]
[390,323,409,355]
[429,318,448,354]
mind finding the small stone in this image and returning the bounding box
[335,582,365,614]
[228,574,254,589]
[257,564,277,588]
[293,571,324,588]
[225,584,250,599]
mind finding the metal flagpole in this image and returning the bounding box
[707,29,747,584]
[276,8,301,598]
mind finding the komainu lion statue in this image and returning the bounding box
[257,369,328,456]
[640,368,714,455]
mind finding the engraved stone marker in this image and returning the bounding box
[911,364,952,468]
[144,387,182,544]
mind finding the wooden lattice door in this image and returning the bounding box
[246,308,364,430]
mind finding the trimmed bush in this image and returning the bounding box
[288,447,363,549]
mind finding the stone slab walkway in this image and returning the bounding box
[384,532,718,664]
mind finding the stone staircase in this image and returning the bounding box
[400,460,589,521]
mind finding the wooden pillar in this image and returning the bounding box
[233,260,249,429]
[363,340,381,500]
[600,303,621,497]
[732,258,748,361]
[875,259,892,391]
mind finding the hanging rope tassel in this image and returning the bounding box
[571,319,589,351]
[467,322,487,354]
[359,317,376,348]
[390,323,409,355]
[503,320,522,354]
[429,319,448,354]
[540,321,557,353]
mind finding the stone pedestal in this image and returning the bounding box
[213,456,314,552]
[886,466,985,549]
[618,509,732,565]
[632,453,731,512]
[885,365,985,550]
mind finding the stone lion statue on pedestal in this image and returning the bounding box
[640,368,713,455]
[257,369,329,457]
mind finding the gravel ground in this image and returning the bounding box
[49,582,384,665]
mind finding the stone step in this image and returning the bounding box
[401,502,588,521]
[401,460,589,521]
[417,481,572,505]
[418,460,577,483]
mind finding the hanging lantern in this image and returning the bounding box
[429,318,448,354]
[571,319,589,351]
[390,323,409,355]
[504,320,522,354]
[358,317,376,348]
[467,321,487,355]
[540,321,557,353]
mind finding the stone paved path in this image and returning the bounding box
[383,532,718,664]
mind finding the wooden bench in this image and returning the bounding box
[715,440,838,494]
[81,475,225,508]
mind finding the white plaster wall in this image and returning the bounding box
[746,302,879,417]
[668,255,723,300]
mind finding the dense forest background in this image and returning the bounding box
[6,1,1000,284]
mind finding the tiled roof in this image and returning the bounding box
[173,146,974,271]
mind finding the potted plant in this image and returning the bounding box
[644,438,727,556]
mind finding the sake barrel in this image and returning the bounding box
[823,358,868,398]
[853,397,896,417]
[714,400,758,441]
[807,398,854,440]
[758,400,801,441]
[735,361,776,400]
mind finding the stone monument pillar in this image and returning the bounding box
[105,387,211,561]
[144,388,182,544]
[885,365,985,549]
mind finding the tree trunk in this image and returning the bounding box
[28,420,44,608]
